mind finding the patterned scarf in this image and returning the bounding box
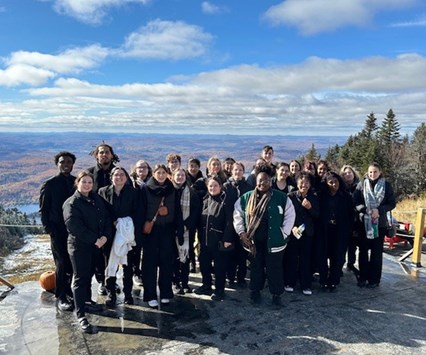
[363,177,386,238]
[244,188,271,255]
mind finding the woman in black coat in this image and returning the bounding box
[340,164,361,273]
[98,167,141,306]
[195,176,234,301]
[223,161,252,287]
[284,172,319,295]
[171,168,201,294]
[353,162,396,288]
[63,171,112,333]
[317,171,354,292]
[141,164,183,308]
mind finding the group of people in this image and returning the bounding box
[39,144,396,333]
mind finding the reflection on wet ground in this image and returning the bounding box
[1,253,426,354]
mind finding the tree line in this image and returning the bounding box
[304,109,426,200]
[0,206,32,257]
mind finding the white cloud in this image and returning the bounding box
[6,45,109,74]
[0,45,109,87]
[263,0,418,35]
[12,53,426,135]
[391,15,426,27]
[201,2,229,15]
[0,64,55,87]
[50,0,150,25]
[118,19,213,60]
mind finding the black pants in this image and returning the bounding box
[358,227,385,284]
[142,224,174,301]
[227,238,248,283]
[131,245,143,278]
[69,245,96,318]
[318,225,346,286]
[199,244,229,293]
[284,234,313,290]
[249,239,284,295]
[50,228,73,300]
[106,248,138,297]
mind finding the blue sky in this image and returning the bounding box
[0,0,425,136]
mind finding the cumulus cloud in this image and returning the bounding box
[6,45,109,74]
[118,19,213,60]
[0,64,55,87]
[201,2,229,15]
[49,0,150,25]
[263,0,418,35]
[1,44,109,87]
[16,53,426,135]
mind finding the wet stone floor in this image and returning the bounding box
[1,253,426,354]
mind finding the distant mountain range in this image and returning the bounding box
[0,132,346,206]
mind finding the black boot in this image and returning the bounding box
[105,292,117,307]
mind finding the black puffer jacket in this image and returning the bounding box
[199,192,233,248]
[63,190,113,251]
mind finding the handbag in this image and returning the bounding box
[143,197,165,235]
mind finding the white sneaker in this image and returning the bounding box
[284,285,294,293]
[302,288,312,296]
[160,298,170,304]
[148,300,158,308]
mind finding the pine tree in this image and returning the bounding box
[361,112,378,138]
[304,143,320,162]
[377,109,401,146]
[410,123,426,193]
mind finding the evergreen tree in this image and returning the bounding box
[410,123,426,193]
[305,143,320,162]
[377,109,401,146]
[361,112,378,138]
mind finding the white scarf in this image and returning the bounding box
[176,185,191,262]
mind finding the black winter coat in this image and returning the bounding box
[63,190,113,252]
[353,178,396,228]
[39,173,75,235]
[98,184,143,245]
[141,177,184,239]
[175,184,201,231]
[199,192,234,248]
[288,190,319,238]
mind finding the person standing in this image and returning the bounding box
[87,143,125,295]
[234,168,295,306]
[284,172,319,295]
[340,165,361,273]
[353,162,396,288]
[63,171,112,333]
[195,176,234,301]
[39,151,76,312]
[317,172,354,292]
[141,164,183,308]
[171,168,201,294]
[98,167,141,306]
[223,162,252,287]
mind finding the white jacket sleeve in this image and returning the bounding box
[233,197,246,235]
[281,197,296,238]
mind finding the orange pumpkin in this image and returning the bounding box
[39,271,56,291]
